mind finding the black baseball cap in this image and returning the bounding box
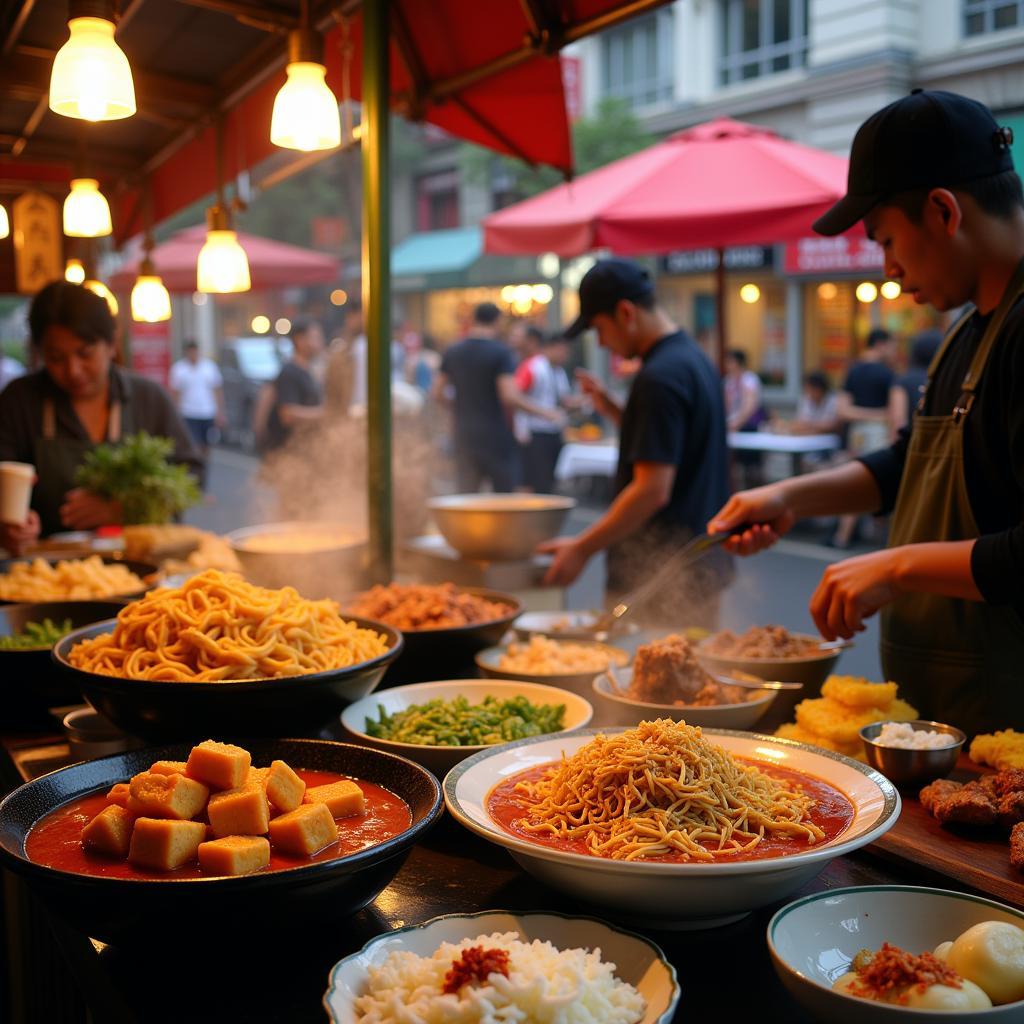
[564,258,655,338]
[813,89,1015,236]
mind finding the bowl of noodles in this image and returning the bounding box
[53,570,402,740]
[346,583,522,686]
[444,720,900,929]
[0,555,157,604]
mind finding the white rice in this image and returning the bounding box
[876,722,957,749]
[353,930,647,1024]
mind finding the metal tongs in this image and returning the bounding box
[591,529,737,642]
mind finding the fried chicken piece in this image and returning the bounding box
[997,791,1024,829]
[990,769,1024,797]
[920,779,962,816]
[1012,822,1024,871]
[934,786,998,827]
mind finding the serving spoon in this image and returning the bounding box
[706,671,803,692]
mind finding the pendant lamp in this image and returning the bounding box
[131,257,171,322]
[49,0,136,122]
[197,205,250,294]
[270,2,340,152]
[64,178,112,237]
[0,204,8,240]
[84,278,118,316]
[65,258,86,283]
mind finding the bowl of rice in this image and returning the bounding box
[476,636,630,698]
[340,679,594,775]
[323,910,679,1024]
[859,720,965,787]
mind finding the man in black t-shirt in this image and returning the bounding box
[264,320,325,454]
[539,260,731,626]
[435,303,562,493]
[710,90,1024,732]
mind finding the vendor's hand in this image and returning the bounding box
[544,407,568,427]
[574,370,614,420]
[59,489,123,530]
[0,509,40,556]
[707,485,795,555]
[538,536,590,587]
[809,548,902,640]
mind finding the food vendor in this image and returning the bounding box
[540,259,732,628]
[710,90,1024,733]
[0,281,201,555]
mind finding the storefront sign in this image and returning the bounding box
[660,246,773,275]
[783,236,884,275]
[129,320,171,388]
[12,191,62,295]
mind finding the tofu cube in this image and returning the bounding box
[268,803,337,856]
[82,805,134,858]
[106,783,131,808]
[150,760,187,777]
[304,779,364,819]
[265,760,305,813]
[198,835,271,877]
[127,771,209,821]
[185,740,251,791]
[128,818,207,871]
[207,785,270,838]
[247,766,270,787]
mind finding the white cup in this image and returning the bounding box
[0,461,35,525]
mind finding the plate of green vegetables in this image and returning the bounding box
[341,680,593,775]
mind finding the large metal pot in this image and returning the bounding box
[227,521,369,599]
[427,494,575,561]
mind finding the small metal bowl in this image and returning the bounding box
[859,719,965,787]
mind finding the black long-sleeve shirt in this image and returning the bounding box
[0,366,202,536]
[860,300,1024,617]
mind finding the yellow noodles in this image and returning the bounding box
[0,556,144,602]
[516,718,824,862]
[67,568,389,682]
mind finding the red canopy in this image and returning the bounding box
[108,226,340,293]
[483,118,850,256]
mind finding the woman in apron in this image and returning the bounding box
[707,89,1024,735]
[0,281,200,555]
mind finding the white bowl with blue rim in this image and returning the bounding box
[323,909,680,1023]
[768,885,1024,1022]
[443,727,900,930]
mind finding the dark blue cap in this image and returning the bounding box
[814,89,1015,236]
[564,258,655,338]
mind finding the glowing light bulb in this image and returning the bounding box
[880,281,902,300]
[49,16,136,122]
[251,315,270,334]
[275,317,291,335]
[0,204,8,240]
[130,271,171,323]
[63,178,112,237]
[270,62,341,152]
[531,283,554,304]
[65,258,86,284]
[84,278,118,316]
[817,282,838,301]
[500,285,516,303]
[330,288,348,306]
[197,228,250,294]
[739,283,761,304]
[856,282,879,303]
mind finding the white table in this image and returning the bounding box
[554,441,618,481]
[728,431,841,475]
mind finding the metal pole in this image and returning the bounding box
[715,247,727,374]
[362,0,392,582]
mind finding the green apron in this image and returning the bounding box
[880,263,1024,735]
[32,389,129,537]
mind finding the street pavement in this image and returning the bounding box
[188,447,882,682]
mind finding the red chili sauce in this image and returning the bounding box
[24,769,412,880]
[487,759,854,863]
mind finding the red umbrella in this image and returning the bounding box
[483,118,849,255]
[108,227,340,293]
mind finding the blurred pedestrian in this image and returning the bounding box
[433,302,561,493]
[538,259,731,628]
[516,333,573,493]
[723,347,767,486]
[169,340,224,463]
[263,319,325,454]
[889,328,943,434]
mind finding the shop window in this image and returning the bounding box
[415,170,459,231]
[600,9,675,109]
[964,0,1024,35]
[720,0,809,85]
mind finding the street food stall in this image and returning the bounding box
[2,4,1024,1024]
